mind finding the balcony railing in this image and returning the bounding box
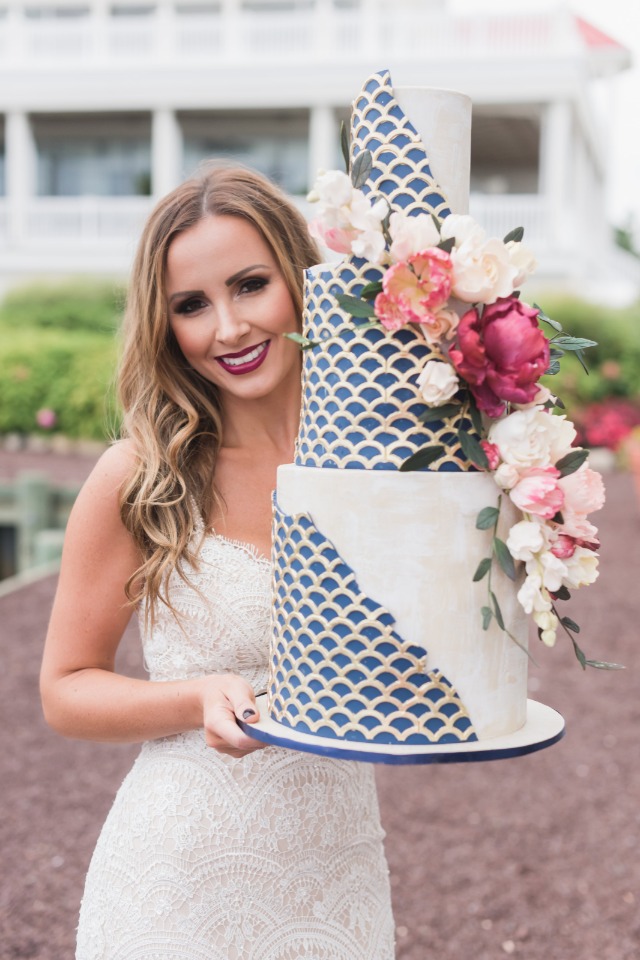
[0,192,549,253]
[0,5,578,67]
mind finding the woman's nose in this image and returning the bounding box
[215,304,251,345]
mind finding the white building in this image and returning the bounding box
[0,0,637,300]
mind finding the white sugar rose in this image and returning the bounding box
[308,169,353,207]
[416,360,459,405]
[388,211,441,262]
[440,215,518,304]
[517,573,552,616]
[506,520,545,561]
[308,170,388,264]
[440,214,486,247]
[494,463,521,490]
[533,608,559,647]
[534,549,567,593]
[506,239,538,288]
[562,548,599,589]
[488,408,577,471]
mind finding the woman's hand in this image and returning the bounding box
[200,674,267,758]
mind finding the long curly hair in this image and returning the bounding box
[117,164,320,617]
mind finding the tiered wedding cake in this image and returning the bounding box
[265,71,601,748]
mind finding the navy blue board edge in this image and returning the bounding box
[238,697,565,766]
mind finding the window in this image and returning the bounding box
[34,115,151,197]
[183,110,309,195]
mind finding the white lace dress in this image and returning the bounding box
[76,532,396,960]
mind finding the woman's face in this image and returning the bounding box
[165,214,301,405]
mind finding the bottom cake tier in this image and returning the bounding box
[268,466,529,745]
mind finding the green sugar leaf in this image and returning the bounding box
[490,592,506,630]
[351,149,373,189]
[551,335,597,352]
[283,331,321,350]
[360,281,383,300]
[503,226,524,243]
[473,557,492,582]
[481,606,493,630]
[458,428,489,469]
[560,616,580,634]
[399,445,446,473]
[585,659,626,671]
[467,394,484,435]
[418,402,462,423]
[437,237,455,254]
[493,537,516,581]
[556,449,589,478]
[335,294,376,319]
[534,303,563,332]
[340,121,350,174]
[476,506,500,530]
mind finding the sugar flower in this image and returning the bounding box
[416,360,460,406]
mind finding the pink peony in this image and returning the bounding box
[509,466,564,520]
[558,465,605,517]
[374,249,453,330]
[449,297,550,418]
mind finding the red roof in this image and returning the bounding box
[575,15,625,50]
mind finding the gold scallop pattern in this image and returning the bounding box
[269,503,477,745]
[296,69,480,472]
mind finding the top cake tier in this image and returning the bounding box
[295,69,482,472]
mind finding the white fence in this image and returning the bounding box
[0,6,577,67]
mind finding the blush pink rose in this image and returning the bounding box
[374,249,453,330]
[509,466,564,520]
[448,297,550,418]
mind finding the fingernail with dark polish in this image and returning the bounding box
[242,709,256,719]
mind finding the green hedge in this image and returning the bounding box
[0,327,119,440]
[539,295,640,410]
[0,279,126,335]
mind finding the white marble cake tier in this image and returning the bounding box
[269,466,529,744]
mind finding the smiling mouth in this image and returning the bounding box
[215,340,270,375]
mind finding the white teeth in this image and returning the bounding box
[221,342,267,367]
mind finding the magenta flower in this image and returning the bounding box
[449,297,549,417]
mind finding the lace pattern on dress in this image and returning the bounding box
[76,533,395,960]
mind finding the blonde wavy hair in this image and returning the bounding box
[117,164,320,616]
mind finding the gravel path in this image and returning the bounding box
[0,457,638,960]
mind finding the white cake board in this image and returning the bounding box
[239,696,565,765]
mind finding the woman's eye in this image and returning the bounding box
[175,297,207,315]
[238,277,268,295]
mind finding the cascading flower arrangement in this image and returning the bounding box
[299,149,621,671]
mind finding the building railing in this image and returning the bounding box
[0,192,550,253]
[0,5,578,67]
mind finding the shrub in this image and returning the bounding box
[0,328,120,440]
[0,279,126,335]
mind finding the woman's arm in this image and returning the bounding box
[40,442,264,756]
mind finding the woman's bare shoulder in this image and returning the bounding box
[69,439,140,535]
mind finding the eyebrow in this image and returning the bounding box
[224,264,270,287]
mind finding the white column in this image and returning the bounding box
[222,0,241,61]
[308,104,337,188]
[5,111,36,247]
[539,99,573,253]
[152,108,183,197]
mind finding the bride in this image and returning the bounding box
[40,164,396,959]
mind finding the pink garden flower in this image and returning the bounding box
[509,465,564,520]
[374,249,453,331]
[36,408,57,430]
[448,297,549,417]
